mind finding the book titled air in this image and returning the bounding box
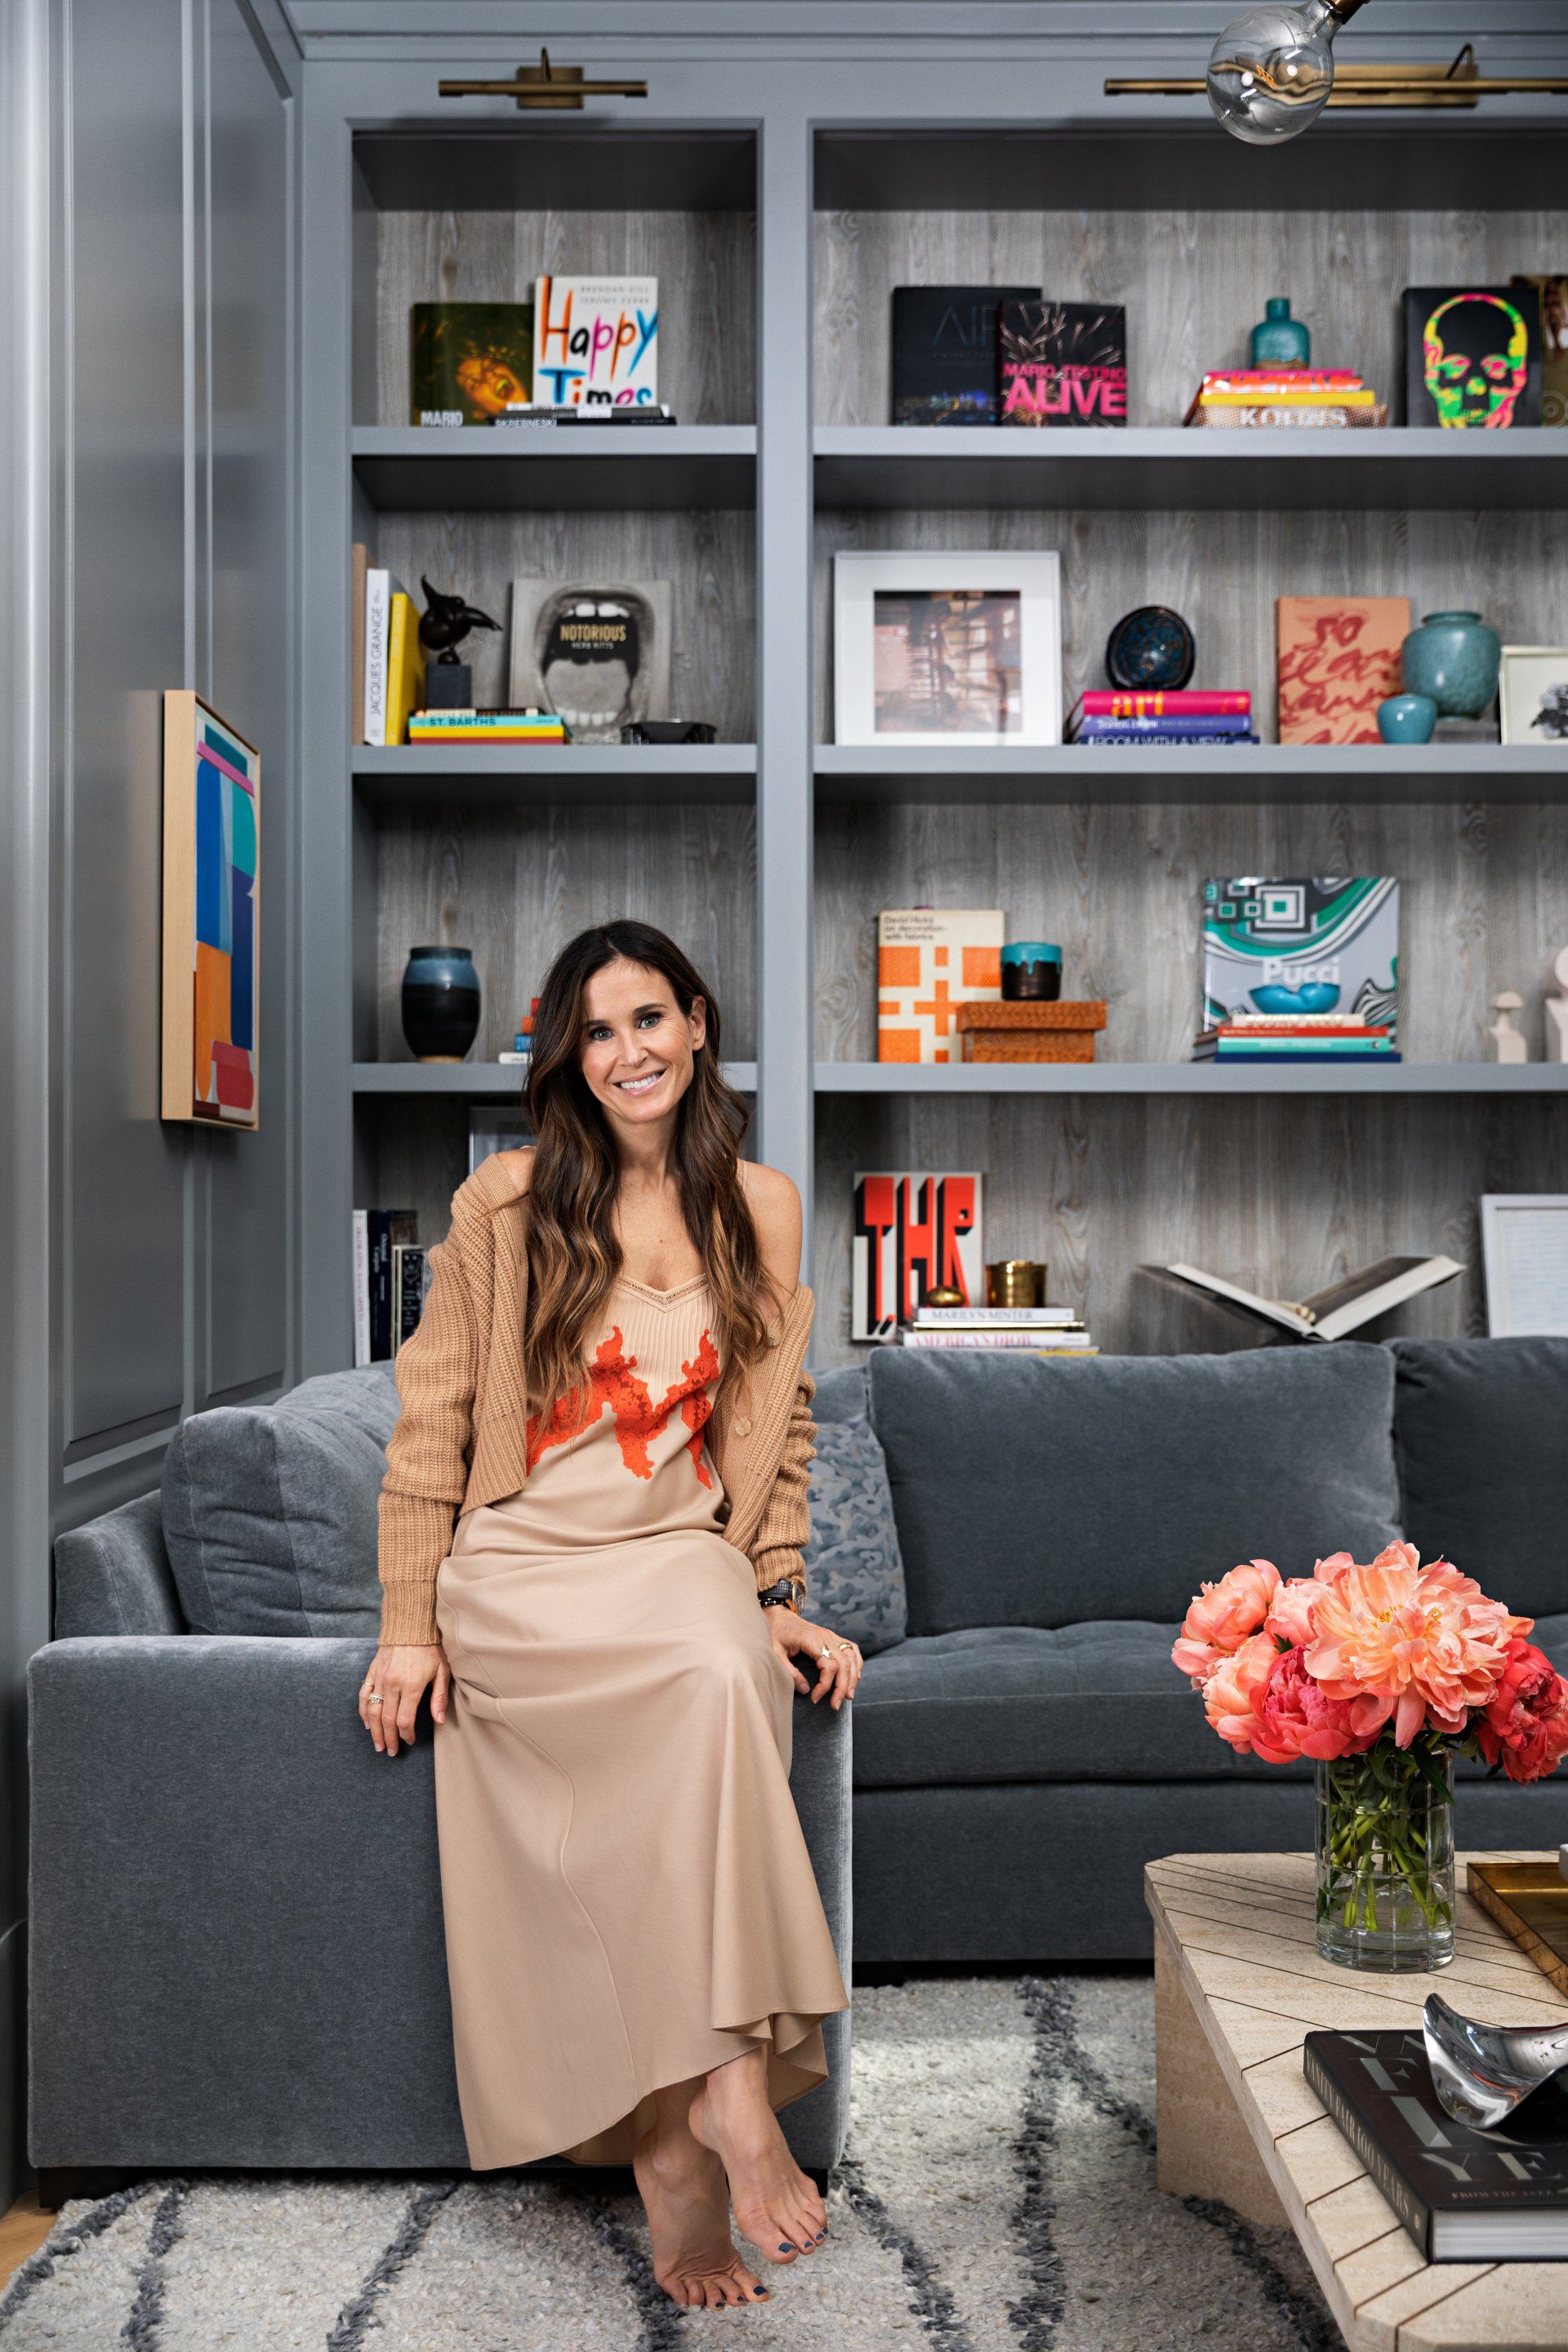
[891,285,1038,425]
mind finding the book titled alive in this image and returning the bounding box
[998,301,1127,426]
[1304,2028,1568,2261]
[892,286,1037,425]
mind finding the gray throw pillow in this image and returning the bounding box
[161,1365,401,1637]
[803,1418,907,1655]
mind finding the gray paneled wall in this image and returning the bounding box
[814,207,1568,429]
[374,209,755,425]
[811,1092,1568,1367]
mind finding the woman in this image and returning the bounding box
[358,920,859,2312]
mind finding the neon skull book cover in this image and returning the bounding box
[1403,285,1542,430]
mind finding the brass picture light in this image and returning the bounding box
[439,48,648,110]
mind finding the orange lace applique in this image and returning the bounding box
[525,1326,720,1482]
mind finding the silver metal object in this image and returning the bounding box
[1423,1992,1568,2130]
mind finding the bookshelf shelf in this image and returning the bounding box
[353,1062,760,1097]
[354,744,757,808]
[814,1062,1568,1097]
[352,426,757,513]
[813,427,1568,514]
[813,744,1568,807]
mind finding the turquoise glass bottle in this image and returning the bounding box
[1250,298,1311,368]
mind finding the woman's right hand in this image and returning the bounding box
[359,1645,451,1756]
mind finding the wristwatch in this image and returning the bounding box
[758,1578,800,1611]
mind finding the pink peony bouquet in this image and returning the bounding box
[1173,1543,1568,1784]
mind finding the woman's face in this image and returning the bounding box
[577,958,706,1130]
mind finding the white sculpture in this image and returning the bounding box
[1547,949,1568,1063]
[1490,991,1528,1064]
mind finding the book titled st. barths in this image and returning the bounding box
[1304,2028,1568,2261]
[998,301,1127,426]
[892,286,1038,425]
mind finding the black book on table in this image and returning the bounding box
[891,285,1039,425]
[1304,2029,1568,2261]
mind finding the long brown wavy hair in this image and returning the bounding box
[522,920,784,1440]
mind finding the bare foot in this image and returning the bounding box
[632,2114,771,2309]
[688,2048,828,2265]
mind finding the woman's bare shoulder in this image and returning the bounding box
[737,1159,802,1290]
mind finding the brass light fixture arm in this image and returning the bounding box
[439,47,648,110]
[1110,34,1568,102]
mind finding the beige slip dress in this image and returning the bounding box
[431,1270,849,2170]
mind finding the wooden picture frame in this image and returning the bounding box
[833,551,1062,748]
[161,690,261,1127]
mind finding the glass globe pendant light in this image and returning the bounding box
[1206,0,1370,145]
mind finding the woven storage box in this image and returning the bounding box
[955,1000,1108,1063]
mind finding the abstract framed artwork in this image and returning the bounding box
[833,551,1062,747]
[161,691,261,1127]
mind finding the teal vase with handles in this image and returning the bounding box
[1400,611,1502,720]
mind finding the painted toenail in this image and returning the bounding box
[778,2240,795,2251]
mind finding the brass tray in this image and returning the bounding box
[1468,1860,1568,1998]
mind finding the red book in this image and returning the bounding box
[1074,690,1251,719]
[1200,370,1363,388]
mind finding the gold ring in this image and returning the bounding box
[834,1642,855,1654]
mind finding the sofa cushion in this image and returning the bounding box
[811,1365,870,1426]
[1392,1338,1568,1619]
[161,1365,400,1637]
[851,1621,1311,1787]
[866,1345,1402,1637]
[802,1419,906,1655]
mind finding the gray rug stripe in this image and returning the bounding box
[834,2145,977,2350]
[327,2180,459,2351]
[1030,1976,1341,2352]
[578,2189,691,2350]
[122,2180,189,2350]
[1007,1980,1068,2352]
[0,2180,160,2333]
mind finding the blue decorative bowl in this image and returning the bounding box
[1377,693,1438,745]
[402,945,481,1062]
[1104,606,1196,693]
[1400,611,1502,720]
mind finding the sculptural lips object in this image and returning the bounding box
[1423,1992,1568,2130]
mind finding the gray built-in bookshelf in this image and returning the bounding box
[296,39,1568,1374]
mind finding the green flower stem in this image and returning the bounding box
[1315,1735,1456,1944]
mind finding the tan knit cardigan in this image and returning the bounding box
[376,1151,819,1647]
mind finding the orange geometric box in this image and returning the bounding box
[956,998,1107,1063]
[876,909,1004,1064]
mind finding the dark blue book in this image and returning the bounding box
[1075,713,1252,739]
[892,285,1038,425]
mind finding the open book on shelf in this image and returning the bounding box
[1160,1254,1464,1342]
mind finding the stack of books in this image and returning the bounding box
[1184,368,1388,430]
[900,1303,1098,1356]
[1069,690,1257,749]
[406,709,571,745]
[1192,1015,1401,1065]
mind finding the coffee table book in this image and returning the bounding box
[1469,1862,1568,2000]
[1303,2029,1568,2262]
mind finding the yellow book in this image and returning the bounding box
[385,594,427,747]
[1198,388,1379,408]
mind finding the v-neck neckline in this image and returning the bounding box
[612,1272,710,1305]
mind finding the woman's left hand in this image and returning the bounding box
[766,1610,862,1709]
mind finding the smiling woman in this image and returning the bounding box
[361,917,860,2312]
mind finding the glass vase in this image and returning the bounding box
[1314,1740,1455,1972]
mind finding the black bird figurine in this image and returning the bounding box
[418,578,502,665]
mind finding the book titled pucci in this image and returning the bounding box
[1203,876,1400,1041]
[532,276,658,409]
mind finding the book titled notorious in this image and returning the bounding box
[1305,2029,1568,2260]
[998,301,1127,426]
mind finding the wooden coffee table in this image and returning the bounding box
[1147,1851,1568,2352]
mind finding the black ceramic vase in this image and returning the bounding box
[402,945,481,1063]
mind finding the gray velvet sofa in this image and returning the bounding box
[813,1334,1568,1966]
[29,1366,851,2186]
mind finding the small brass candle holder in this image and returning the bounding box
[987,1259,1048,1309]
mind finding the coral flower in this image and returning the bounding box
[1245,1646,1382,1764]
[1305,1549,1518,1747]
[1172,1558,1281,1686]
[1265,1578,1324,1649]
[1202,1632,1281,1754]
[1477,1638,1568,1784]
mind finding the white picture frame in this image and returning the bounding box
[1481,1194,1568,1334]
[1499,645,1568,748]
[833,551,1062,748]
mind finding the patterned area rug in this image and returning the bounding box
[0,1975,1341,2351]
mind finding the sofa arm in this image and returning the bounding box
[29,1635,466,2169]
[28,1636,853,2173]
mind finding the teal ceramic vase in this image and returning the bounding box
[1400,611,1503,719]
[1377,693,1437,745]
[1250,297,1311,368]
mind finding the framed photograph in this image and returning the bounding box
[506,577,672,742]
[833,552,1062,747]
[1499,646,1568,746]
[1481,1196,1568,1334]
[161,691,260,1127]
